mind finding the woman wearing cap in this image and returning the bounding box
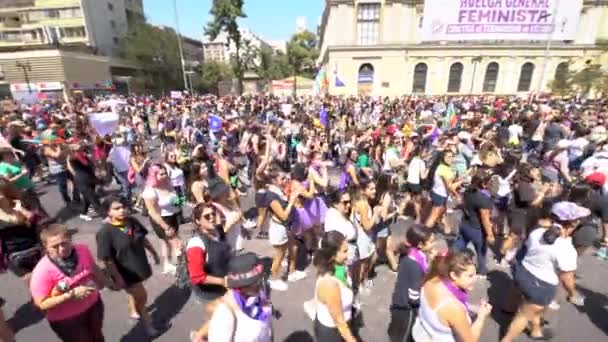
[187,203,232,342]
[502,202,588,342]
[312,231,357,342]
[206,252,272,342]
[143,164,182,274]
[411,250,492,342]
[30,224,109,342]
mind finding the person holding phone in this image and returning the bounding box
[30,224,109,342]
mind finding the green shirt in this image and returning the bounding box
[0,162,33,190]
[356,153,370,169]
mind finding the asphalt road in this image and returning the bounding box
[1,166,608,341]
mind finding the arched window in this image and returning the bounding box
[358,63,374,84]
[517,62,535,92]
[447,62,463,93]
[412,63,428,93]
[555,62,569,79]
[482,62,499,93]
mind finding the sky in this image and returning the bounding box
[144,0,324,42]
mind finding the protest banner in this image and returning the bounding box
[171,91,183,99]
[89,112,119,137]
[421,0,582,41]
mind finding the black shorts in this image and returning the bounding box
[150,213,180,239]
[513,263,557,307]
[406,183,422,195]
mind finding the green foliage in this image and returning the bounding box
[195,60,234,94]
[287,30,319,79]
[205,0,246,94]
[571,64,605,95]
[548,62,575,96]
[256,47,292,81]
[121,21,183,92]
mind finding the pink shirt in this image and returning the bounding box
[30,244,100,322]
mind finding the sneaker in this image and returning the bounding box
[79,214,93,222]
[548,300,560,311]
[243,219,257,230]
[594,246,608,260]
[568,294,585,306]
[269,279,288,291]
[287,270,307,282]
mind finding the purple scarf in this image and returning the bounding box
[408,248,429,273]
[442,279,470,311]
[232,289,272,322]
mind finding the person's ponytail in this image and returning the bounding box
[542,225,561,245]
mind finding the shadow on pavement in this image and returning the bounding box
[576,286,608,335]
[120,285,190,342]
[7,301,44,333]
[486,269,516,339]
[284,330,314,342]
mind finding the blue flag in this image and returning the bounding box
[320,108,328,127]
[335,75,345,87]
[209,115,222,132]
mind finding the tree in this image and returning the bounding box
[571,63,605,95]
[256,47,292,82]
[287,30,319,95]
[196,60,234,94]
[548,62,575,96]
[205,0,246,94]
[121,21,183,93]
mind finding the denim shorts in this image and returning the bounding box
[430,191,448,207]
[513,263,557,307]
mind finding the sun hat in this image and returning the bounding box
[552,201,591,221]
[225,252,265,288]
[584,172,607,187]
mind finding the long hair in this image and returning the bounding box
[313,231,346,276]
[145,164,170,188]
[398,224,433,256]
[423,250,475,284]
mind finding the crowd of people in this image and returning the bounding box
[0,92,606,342]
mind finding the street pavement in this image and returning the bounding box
[2,172,608,341]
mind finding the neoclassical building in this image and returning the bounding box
[317,0,608,96]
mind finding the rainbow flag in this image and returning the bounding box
[313,66,329,95]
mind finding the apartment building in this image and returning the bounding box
[0,0,144,99]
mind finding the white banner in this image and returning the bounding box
[90,112,119,137]
[421,0,582,41]
[170,91,183,99]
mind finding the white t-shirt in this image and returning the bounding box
[208,300,272,342]
[142,187,180,216]
[569,137,589,159]
[108,146,131,173]
[407,157,426,185]
[324,208,356,242]
[166,164,185,188]
[508,124,523,144]
[522,228,577,285]
[382,147,400,172]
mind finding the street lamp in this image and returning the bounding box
[537,0,560,93]
[470,56,482,94]
[172,0,188,92]
[15,60,32,93]
[185,70,195,93]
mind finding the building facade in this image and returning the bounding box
[202,28,272,63]
[0,0,143,98]
[318,0,608,96]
